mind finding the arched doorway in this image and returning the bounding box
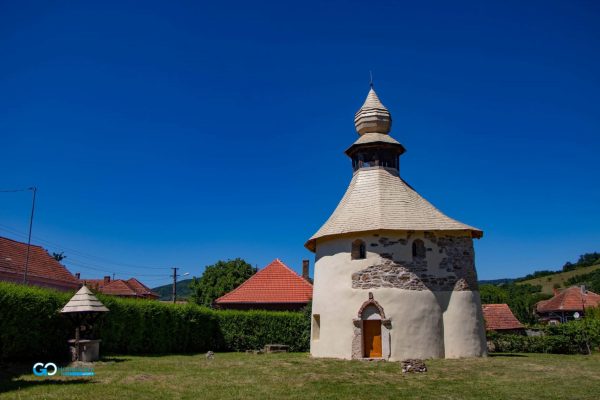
[352,293,391,359]
[362,305,382,358]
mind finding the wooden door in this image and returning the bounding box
[363,320,382,358]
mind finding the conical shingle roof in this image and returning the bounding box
[306,86,482,252]
[305,167,482,252]
[61,285,109,313]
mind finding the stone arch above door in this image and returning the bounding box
[351,293,392,359]
[357,292,387,320]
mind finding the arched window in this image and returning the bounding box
[351,239,366,260]
[412,239,426,259]
[312,314,320,341]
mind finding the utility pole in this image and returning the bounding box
[0,186,37,284]
[580,287,591,355]
[23,187,37,284]
[172,267,179,303]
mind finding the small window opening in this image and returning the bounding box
[412,239,426,259]
[312,314,320,340]
[351,239,366,260]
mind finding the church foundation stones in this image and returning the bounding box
[401,359,427,373]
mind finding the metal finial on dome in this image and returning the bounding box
[354,87,392,135]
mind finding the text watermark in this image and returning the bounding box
[33,362,95,377]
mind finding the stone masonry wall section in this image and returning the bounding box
[351,232,478,291]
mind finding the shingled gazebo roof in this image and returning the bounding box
[61,285,109,313]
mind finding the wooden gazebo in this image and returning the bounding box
[60,285,109,361]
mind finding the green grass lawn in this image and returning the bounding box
[1,352,600,399]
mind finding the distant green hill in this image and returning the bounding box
[517,264,600,295]
[478,278,514,286]
[152,279,193,301]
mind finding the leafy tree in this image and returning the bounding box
[479,284,508,304]
[189,258,256,307]
[480,283,551,324]
[52,252,66,262]
[562,252,600,272]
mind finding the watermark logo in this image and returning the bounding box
[33,362,58,376]
[33,362,94,377]
[61,366,95,377]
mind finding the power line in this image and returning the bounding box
[0,223,170,270]
[0,188,33,193]
[0,225,173,278]
[0,224,169,271]
[0,200,175,283]
[64,255,169,274]
[68,260,169,277]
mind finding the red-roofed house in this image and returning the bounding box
[536,286,600,324]
[0,236,79,291]
[80,276,159,299]
[214,259,313,311]
[482,304,525,334]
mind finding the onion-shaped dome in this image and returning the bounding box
[354,88,392,135]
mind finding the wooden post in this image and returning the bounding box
[172,267,178,303]
[75,324,80,362]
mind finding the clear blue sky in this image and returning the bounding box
[1,1,599,287]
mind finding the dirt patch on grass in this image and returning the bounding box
[123,374,158,383]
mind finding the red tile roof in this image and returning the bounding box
[81,277,158,299]
[536,286,600,313]
[101,280,138,296]
[215,259,313,304]
[482,304,524,331]
[0,236,79,291]
[125,278,158,298]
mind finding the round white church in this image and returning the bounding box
[306,86,487,360]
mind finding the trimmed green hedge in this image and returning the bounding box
[0,283,72,361]
[488,318,600,354]
[96,296,221,355]
[0,282,309,360]
[215,307,310,352]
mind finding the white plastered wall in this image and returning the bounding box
[310,231,487,360]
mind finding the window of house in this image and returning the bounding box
[351,239,366,260]
[412,239,426,259]
[312,314,320,340]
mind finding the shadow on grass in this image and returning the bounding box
[0,378,91,394]
[0,362,92,394]
[100,356,129,363]
[489,353,528,357]
[111,352,206,358]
